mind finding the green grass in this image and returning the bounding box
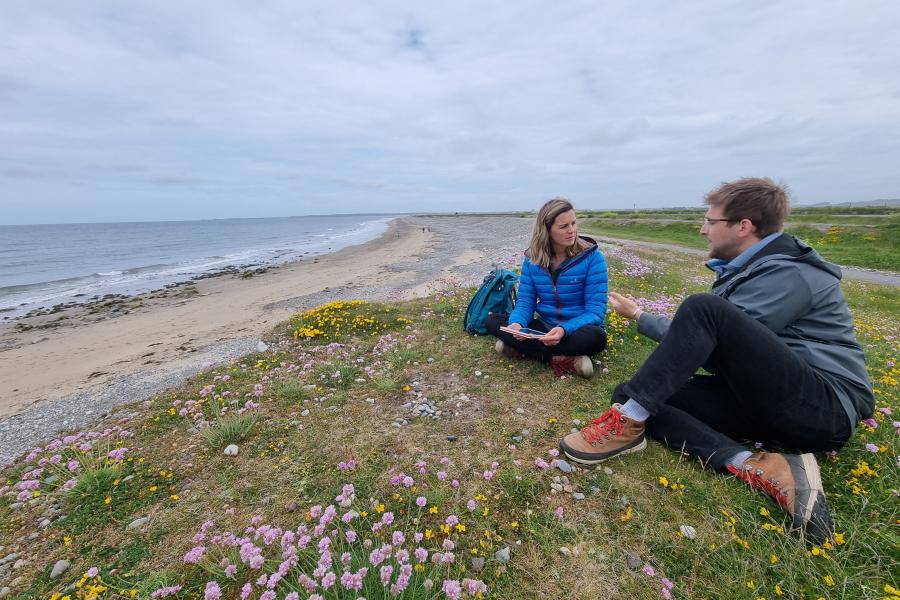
[1,243,897,600]
[581,207,900,271]
[199,412,259,447]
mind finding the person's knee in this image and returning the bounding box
[676,293,729,318]
[485,312,508,336]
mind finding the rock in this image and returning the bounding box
[223,444,239,456]
[603,467,614,475]
[494,547,510,562]
[366,398,375,404]
[521,428,530,436]
[31,337,49,344]
[474,370,482,377]
[354,378,366,383]
[572,492,586,501]
[126,517,150,531]
[0,553,17,566]
[559,547,571,557]
[563,485,574,493]
[550,483,563,492]
[12,559,25,570]
[256,341,269,352]
[626,552,642,570]
[573,419,582,426]
[679,524,697,540]
[511,435,522,443]
[0,587,11,598]
[301,409,310,417]
[39,518,51,528]
[470,557,485,572]
[9,503,23,511]
[446,435,458,442]
[555,460,574,474]
[50,559,70,578]
[515,408,524,414]
[285,501,299,513]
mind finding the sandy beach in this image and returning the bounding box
[0,215,532,465]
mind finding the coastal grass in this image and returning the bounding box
[581,207,900,272]
[0,245,897,599]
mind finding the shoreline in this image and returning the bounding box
[0,215,533,466]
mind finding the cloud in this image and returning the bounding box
[1,0,899,223]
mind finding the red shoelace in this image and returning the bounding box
[581,407,623,445]
[728,465,789,511]
[551,356,576,376]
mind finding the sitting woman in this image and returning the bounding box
[487,198,608,378]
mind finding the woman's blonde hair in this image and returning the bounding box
[527,198,588,269]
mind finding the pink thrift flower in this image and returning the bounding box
[451,479,460,489]
[416,496,427,507]
[555,506,564,520]
[86,567,99,578]
[467,499,477,511]
[204,581,221,600]
[643,564,656,577]
[442,579,463,600]
[865,443,880,453]
[436,471,448,481]
[183,546,207,564]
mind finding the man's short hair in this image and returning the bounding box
[704,177,791,237]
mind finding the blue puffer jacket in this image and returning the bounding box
[508,236,608,335]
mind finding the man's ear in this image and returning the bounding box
[737,218,758,238]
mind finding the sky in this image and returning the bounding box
[1,1,899,224]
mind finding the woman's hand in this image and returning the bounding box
[505,322,529,341]
[609,292,643,320]
[541,326,565,346]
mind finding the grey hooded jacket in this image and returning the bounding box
[638,233,874,431]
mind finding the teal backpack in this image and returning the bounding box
[463,269,519,335]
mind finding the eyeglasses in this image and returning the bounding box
[703,217,740,225]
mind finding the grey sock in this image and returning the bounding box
[619,399,650,422]
[727,451,753,469]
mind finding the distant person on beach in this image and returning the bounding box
[559,177,874,542]
[487,198,608,378]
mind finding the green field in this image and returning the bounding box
[1,244,897,599]
[579,207,900,272]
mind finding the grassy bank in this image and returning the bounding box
[1,244,897,599]
[579,208,900,272]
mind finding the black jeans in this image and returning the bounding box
[615,294,851,470]
[486,313,607,362]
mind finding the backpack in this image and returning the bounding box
[463,269,518,335]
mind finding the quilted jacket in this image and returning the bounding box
[508,236,608,335]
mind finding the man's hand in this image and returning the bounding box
[505,322,530,341]
[609,292,643,320]
[541,326,565,346]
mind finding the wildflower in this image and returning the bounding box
[184,546,207,564]
[416,496,428,507]
[865,443,879,453]
[555,506,564,520]
[643,564,656,577]
[204,581,221,600]
[770,554,779,564]
[824,575,835,587]
[86,567,99,578]
[442,579,463,600]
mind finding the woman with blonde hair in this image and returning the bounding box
[487,198,608,377]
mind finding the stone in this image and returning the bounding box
[515,407,524,414]
[555,459,574,474]
[550,483,563,492]
[511,435,522,443]
[446,435,458,442]
[559,547,571,557]
[494,547,511,562]
[470,557,485,572]
[50,559,70,578]
[366,398,375,404]
[256,341,269,352]
[126,517,150,531]
[301,409,310,417]
[12,559,25,570]
[223,444,239,456]
[521,428,531,436]
[285,501,299,513]
[563,485,574,493]
[39,518,51,528]
[0,553,17,566]
[572,492,586,501]
[626,552,642,570]
[0,587,10,598]
[474,370,482,377]
[603,467,614,475]
[679,524,697,540]
[354,378,366,383]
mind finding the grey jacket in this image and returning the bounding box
[638,233,874,430]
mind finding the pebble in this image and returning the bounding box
[223,444,239,456]
[511,435,522,443]
[255,341,268,352]
[550,483,563,492]
[50,559,70,578]
[626,552,642,570]
[515,408,524,414]
[39,518,51,528]
[301,409,310,417]
[563,485,574,493]
[573,419,582,426]
[559,547,571,557]
[494,547,510,562]
[365,398,375,404]
[427,357,434,363]
[126,517,150,531]
[470,557,485,572]
[603,467,614,475]
[12,559,25,570]
[0,587,10,598]
[555,459,574,474]
[446,435,458,442]
[679,524,697,540]
[572,492,586,501]
[521,428,531,436]
[474,370,482,377]
[354,378,366,383]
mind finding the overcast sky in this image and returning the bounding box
[1,1,899,224]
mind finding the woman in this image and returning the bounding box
[487,198,608,378]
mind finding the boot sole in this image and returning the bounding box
[560,437,647,465]
[786,453,832,543]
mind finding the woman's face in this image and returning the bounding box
[549,209,577,250]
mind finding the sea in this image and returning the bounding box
[0,214,396,319]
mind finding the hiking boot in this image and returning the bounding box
[495,340,524,360]
[559,403,646,464]
[551,355,594,378]
[728,452,833,544]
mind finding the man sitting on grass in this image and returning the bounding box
[559,177,874,542]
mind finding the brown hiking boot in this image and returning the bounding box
[728,452,833,544]
[495,340,525,360]
[559,403,646,464]
[551,355,594,378]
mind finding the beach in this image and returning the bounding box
[0,215,532,465]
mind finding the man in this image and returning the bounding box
[559,177,873,542]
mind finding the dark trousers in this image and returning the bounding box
[486,313,607,362]
[615,294,851,470]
